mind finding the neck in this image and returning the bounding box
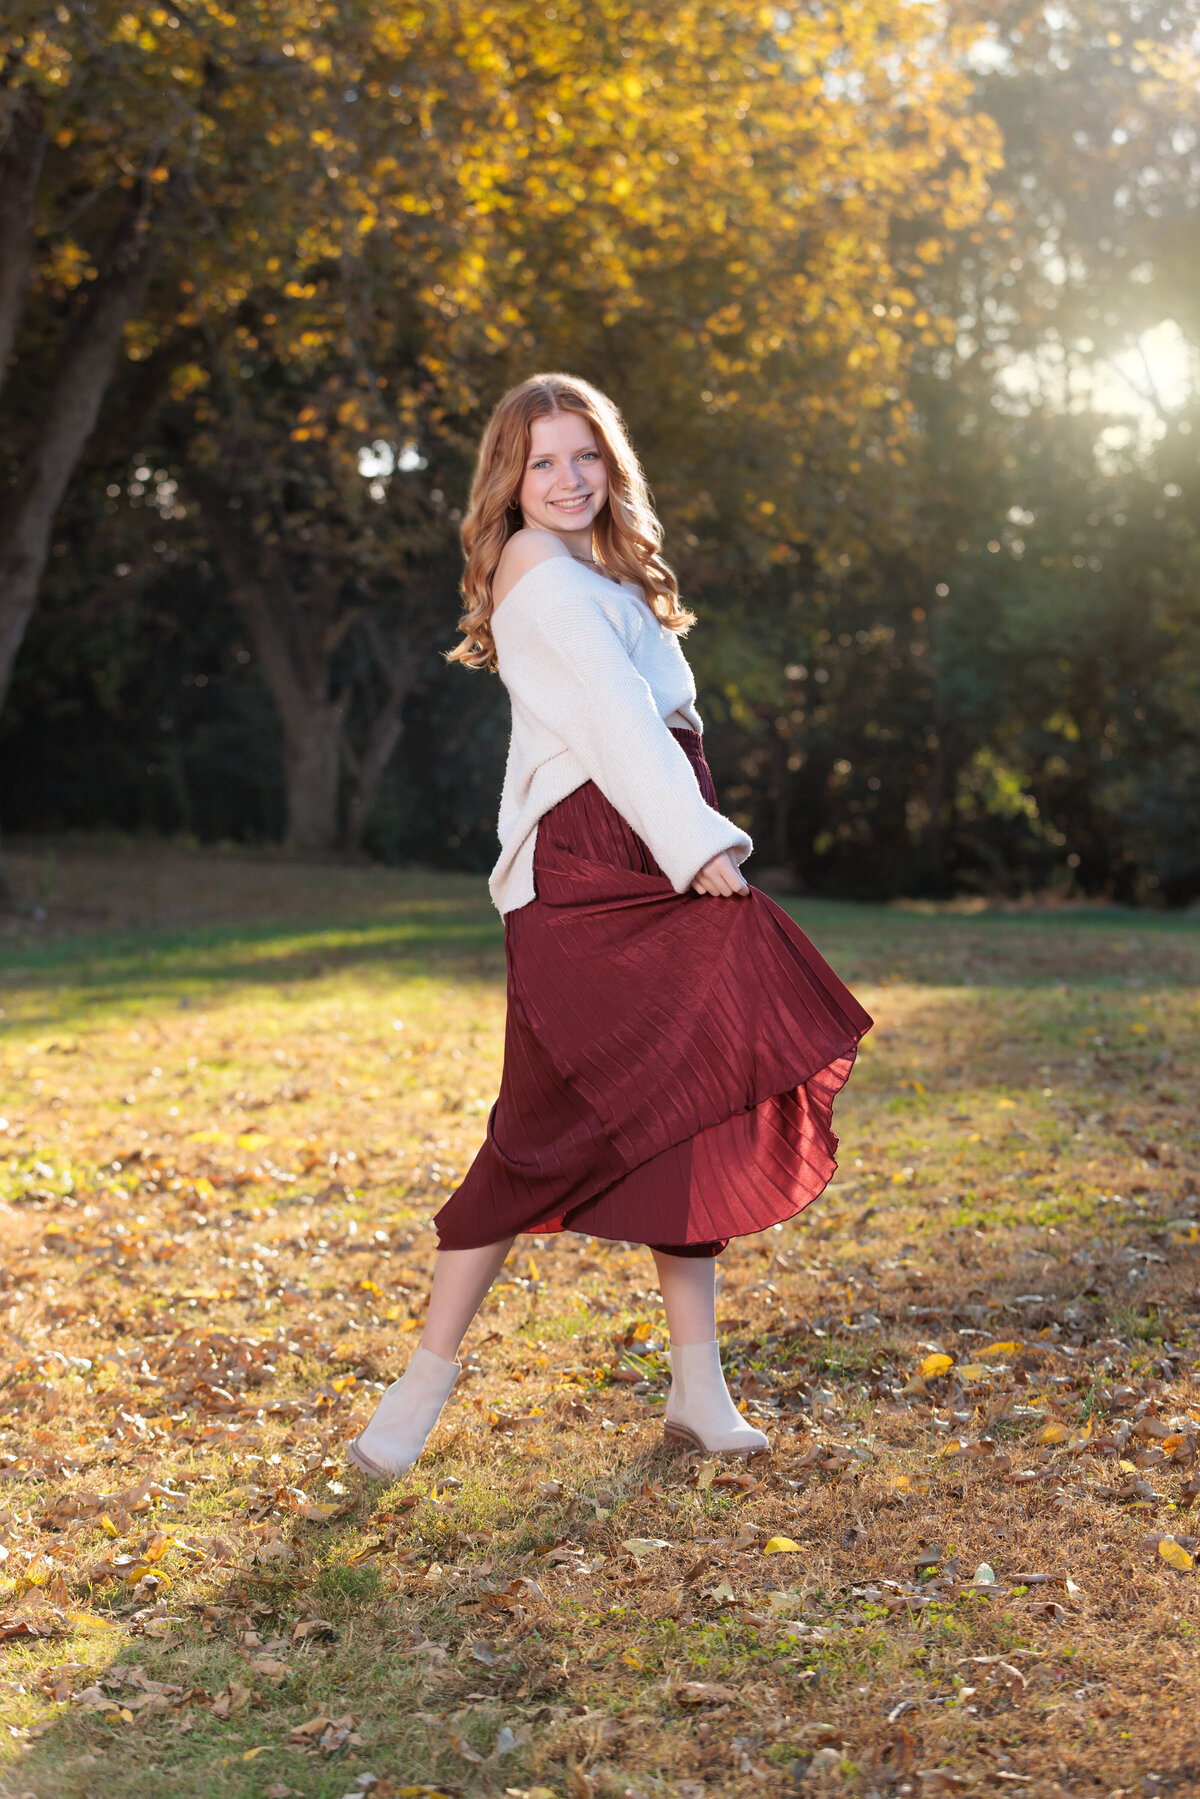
[540,523,594,562]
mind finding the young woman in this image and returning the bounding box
[346,374,872,1479]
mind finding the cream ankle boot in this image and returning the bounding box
[346,1346,461,1480]
[663,1339,769,1456]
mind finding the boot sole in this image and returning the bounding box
[345,1435,397,1481]
[663,1421,762,1458]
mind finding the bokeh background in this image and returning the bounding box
[2,0,1198,905]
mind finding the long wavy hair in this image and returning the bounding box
[448,373,694,670]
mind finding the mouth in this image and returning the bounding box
[548,493,593,513]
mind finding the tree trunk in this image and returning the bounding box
[284,702,347,854]
[341,616,420,857]
[0,86,46,401]
[0,182,164,714]
[188,475,351,854]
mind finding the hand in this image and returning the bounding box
[691,850,751,898]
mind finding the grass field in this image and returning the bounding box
[1,841,1198,1799]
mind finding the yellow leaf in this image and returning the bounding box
[763,1537,802,1554]
[920,1353,953,1379]
[242,1745,272,1761]
[980,1342,1021,1359]
[1158,1537,1195,1571]
[99,1514,120,1538]
[888,1474,930,1495]
[957,1365,988,1383]
[123,1566,172,1590]
[527,1255,540,1281]
[1038,1423,1069,1445]
[632,1321,653,1342]
[65,1612,119,1635]
[622,1650,644,1669]
[996,1097,1016,1108]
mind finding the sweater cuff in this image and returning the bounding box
[659,812,754,894]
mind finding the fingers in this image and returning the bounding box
[691,854,751,898]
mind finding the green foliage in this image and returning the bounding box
[2,2,1199,899]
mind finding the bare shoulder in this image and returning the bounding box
[492,529,571,608]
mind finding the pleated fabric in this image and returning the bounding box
[434,730,873,1255]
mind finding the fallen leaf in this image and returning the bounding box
[249,1657,289,1683]
[979,1342,1021,1359]
[211,1680,252,1719]
[763,1536,802,1554]
[1158,1537,1195,1571]
[289,1714,333,1741]
[1038,1423,1070,1446]
[447,1728,485,1763]
[318,1715,359,1754]
[675,1681,737,1705]
[620,1538,671,1557]
[703,1577,736,1603]
[920,1353,954,1379]
[971,1562,997,1586]
[64,1611,119,1636]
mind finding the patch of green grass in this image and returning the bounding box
[314,1563,384,1605]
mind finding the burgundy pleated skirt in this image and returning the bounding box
[434,730,873,1256]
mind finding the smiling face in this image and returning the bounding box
[517,409,610,543]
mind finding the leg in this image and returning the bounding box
[421,1237,517,1360]
[652,1247,768,1456]
[347,1237,514,1479]
[651,1248,718,1345]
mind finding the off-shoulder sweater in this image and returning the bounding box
[488,555,753,915]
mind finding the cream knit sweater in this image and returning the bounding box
[488,555,753,915]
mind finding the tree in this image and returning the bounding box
[4,0,1002,860]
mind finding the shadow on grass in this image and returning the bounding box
[1,885,1196,1035]
[0,900,508,1033]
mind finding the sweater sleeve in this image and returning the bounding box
[492,560,752,891]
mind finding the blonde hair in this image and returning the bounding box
[449,372,694,670]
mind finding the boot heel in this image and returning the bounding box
[663,1421,706,1451]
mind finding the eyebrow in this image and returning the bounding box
[527,445,596,461]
